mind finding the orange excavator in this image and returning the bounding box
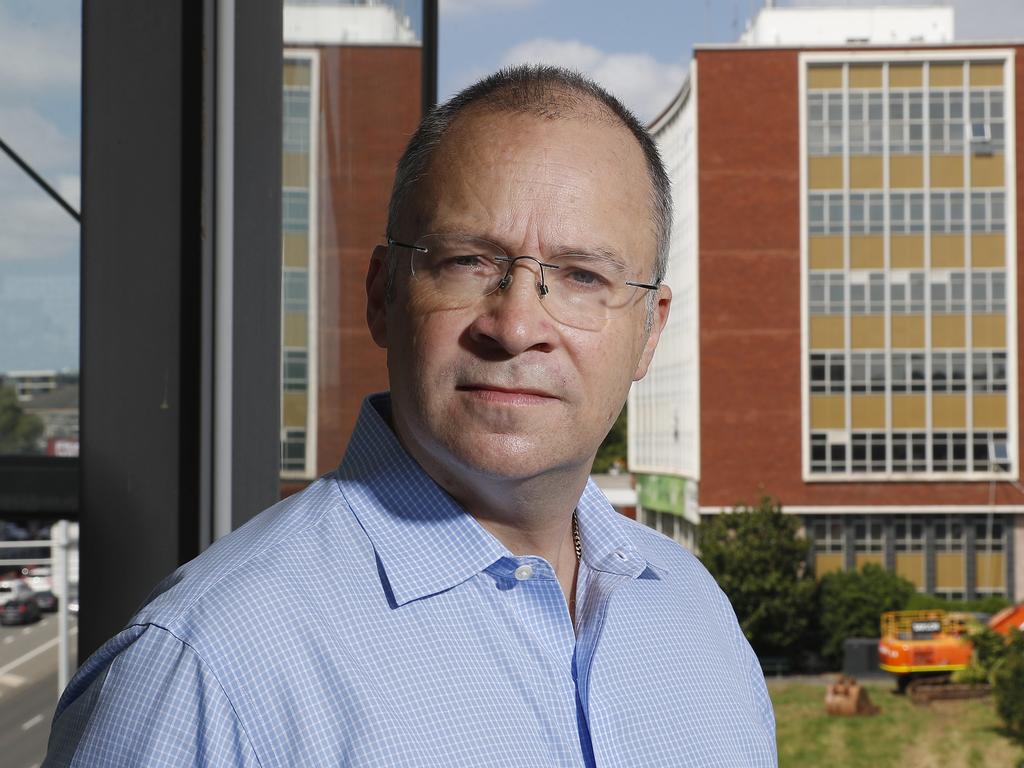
[878,603,1024,702]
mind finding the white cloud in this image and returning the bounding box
[952,0,1024,39]
[0,106,78,173]
[0,7,79,95]
[498,39,686,123]
[440,0,540,15]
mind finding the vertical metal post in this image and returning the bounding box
[54,520,70,696]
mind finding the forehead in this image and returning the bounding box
[410,109,657,268]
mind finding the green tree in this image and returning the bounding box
[817,564,915,666]
[0,385,43,454]
[699,495,816,658]
[993,629,1024,737]
[592,405,626,474]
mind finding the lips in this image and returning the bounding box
[456,383,559,403]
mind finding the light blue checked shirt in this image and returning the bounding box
[45,394,776,767]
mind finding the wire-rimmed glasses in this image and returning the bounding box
[387,233,660,331]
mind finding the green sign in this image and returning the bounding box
[634,473,688,516]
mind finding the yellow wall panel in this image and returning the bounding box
[976,553,1005,590]
[891,235,924,268]
[935,553,965,589]
[895,553,926,590]
[973,394,1007,429]
[808,66,842,89]
[892,316,925,348]
[931,234,965,268]
[282,153,310,188]
[815,553,845,578]
[810,316,845,349]
[892,395,926,429]
[283,233,309,268]
[932,315,966,348]
[971,234,1005,268]
[931,155,964,187]
[890,155,924,188]
[970,62,1003,87]
[850,156,883,189]
[973,314,1006,348]
[283,60,311,87]
[810,237,844,269]
[852,395,885,429]
[852,316,885,349]
[971,155,1004,188]
[809,156,844,189]
[930,62,964,87]
[933,394,966,429]
[850,235,884,269]
[283,392,308,428]
[283,312,308,348]
[811,395,846,430]
[855,554,884,571]
[890,64,923,88]
[849,65,883,88]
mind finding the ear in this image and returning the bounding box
[366,245,390,349]
[632,284,672,381]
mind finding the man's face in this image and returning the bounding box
[367,110,670,484]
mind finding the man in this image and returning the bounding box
[45,66,776,766]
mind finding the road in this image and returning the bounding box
[0,614,78,768]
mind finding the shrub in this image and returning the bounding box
[817,564,915,667]
[993,630,1024,737]
[905,592,1012,616]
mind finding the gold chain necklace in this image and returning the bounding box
[572,510,582,561]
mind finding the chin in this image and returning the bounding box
[439,432,583,482]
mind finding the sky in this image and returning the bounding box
[2,0,1024,372]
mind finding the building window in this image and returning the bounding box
[930,272,966,313]
[852,516,885,553]
[282,188,310,233]
[851,432,887,473]
[930,191,965,234]
[811,433,847,474]
[812,516,844,553]
[810,352,845,394]
[928,89,965,154]
[970,271,1006,313]
[283,348,307,393]
[809,272,845,314]
[890,272,925,313]
[283,268,309,313]
[848,91,884,154]
[850,352,885,393]
[892,433,928,472]
[931,351,966,393]
[970,190,1006,233]
[971,351,1007,392]
[849,192,885,235]
[809,192,844,235]
[807,91,844,155]
[972,431,1010,471]
[934,515,965,552]
[969,88,1005,154]
[893,516,925,552]
[889,89,925,154]
[891,352,927,393]
[932,432,969,472]
[850,273,885,314]
[890,191,926,234]
[975,516,1005,552]
[281,428,306,472]
[283,87,311,154]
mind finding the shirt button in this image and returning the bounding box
[514,564,533,581]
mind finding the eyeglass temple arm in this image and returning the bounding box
[386,238,428,252]
[626,279,662,291]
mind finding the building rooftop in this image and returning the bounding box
[284,0,419,46]
[739,4,953,47]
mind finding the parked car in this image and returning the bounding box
[0,579,35,607]
[21,566,53,593]
[34,590,58,612]
[1,598,41,626]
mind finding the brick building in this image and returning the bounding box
[631,6,1022,601]
[280,1,421,494]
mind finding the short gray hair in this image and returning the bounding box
[385,65,672,289]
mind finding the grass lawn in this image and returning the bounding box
[770,678,1024,768]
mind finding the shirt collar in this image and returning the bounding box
[336,393,663,606]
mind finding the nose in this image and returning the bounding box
[468,258,556,356]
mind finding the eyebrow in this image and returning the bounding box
[427,229,630,271]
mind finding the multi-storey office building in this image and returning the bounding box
[632,7,1021,600]
[280,1,421,494]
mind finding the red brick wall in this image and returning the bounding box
[316,46,421,474]
[696,45,1024,510]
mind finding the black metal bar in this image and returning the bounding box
[0,135,81,223]
[422,0,438,114]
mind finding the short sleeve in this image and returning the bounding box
[43,624,259,767]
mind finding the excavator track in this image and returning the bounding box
[907,679,991,706]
